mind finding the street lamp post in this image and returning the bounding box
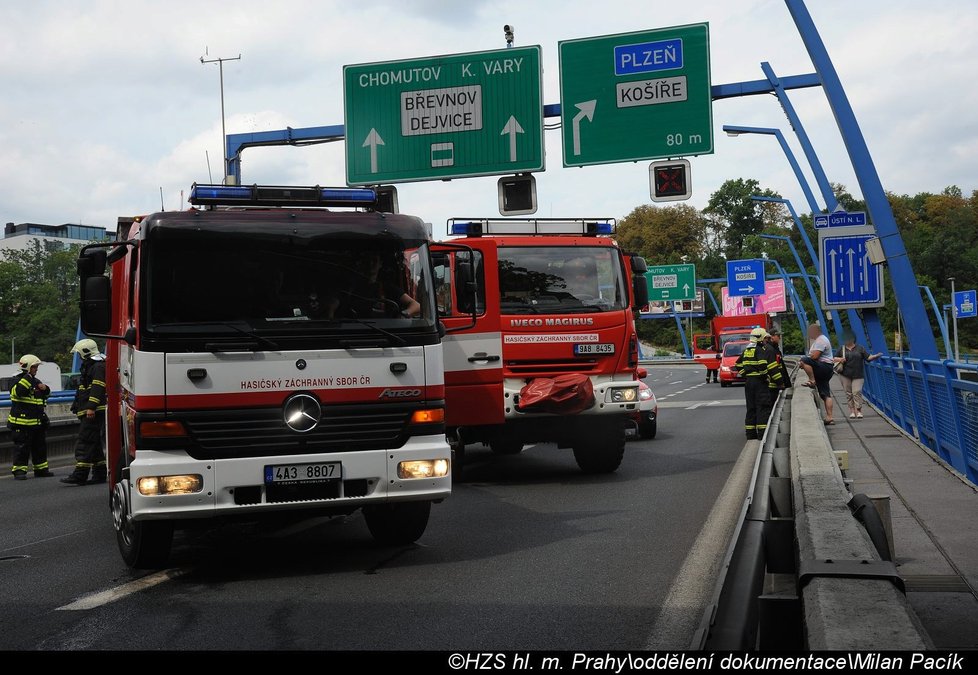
[759,233,826,331]
[949,277,960,362]
[766,257,809,333]
[200,53,241,184]
[919,285,952,359]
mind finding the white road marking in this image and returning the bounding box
[1,529,86,553]
[669,381,683,385]
[56,568,188,611]
[645,439,759,648]
[656,400,742,409]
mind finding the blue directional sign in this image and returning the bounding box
[954,290,977,319]
[818,226,885,309]
[814,210,868,229]
[726,259,765,297]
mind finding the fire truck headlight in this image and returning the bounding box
[611,388,638,403]
[397,459,450,479]
[137,474,203,495]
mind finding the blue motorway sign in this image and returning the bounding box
[818,226,885,309]
[954,290,977,319]
[726,259,765,297]
[814,210,868,229]
[613,38,684,76]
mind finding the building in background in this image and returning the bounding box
[2,222,113,252]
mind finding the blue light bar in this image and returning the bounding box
[447,218,616,237]
[188,184,378,208]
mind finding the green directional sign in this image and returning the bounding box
[646,263,697,302]
[558,24,713,167]
[343,47,544,185]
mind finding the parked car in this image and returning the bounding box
[630,367,658,439]
[719,340,749,387]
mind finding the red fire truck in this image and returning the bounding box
[77,185,455,568]
[693,314,772,375]
[433,218,649,475]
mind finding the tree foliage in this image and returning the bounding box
[0,239,81,371]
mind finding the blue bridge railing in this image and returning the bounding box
[863,357,978,485]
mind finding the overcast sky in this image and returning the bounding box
[1,0,975,238]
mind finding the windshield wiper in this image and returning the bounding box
[152,321,280,351]
[340,315,406,346]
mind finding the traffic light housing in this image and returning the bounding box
[498,174,537,216]
[649,159,691,202]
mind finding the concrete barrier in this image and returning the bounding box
[789,378,929,649]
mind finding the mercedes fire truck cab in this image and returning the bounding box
[77,184,456,568]
[434,218,649,475]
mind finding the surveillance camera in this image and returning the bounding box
[504,24,513,32]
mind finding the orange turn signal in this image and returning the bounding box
[410,408,445,424]
[139,420,188,438]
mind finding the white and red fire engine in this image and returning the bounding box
[433,218,649,475]
[77,184,455,567]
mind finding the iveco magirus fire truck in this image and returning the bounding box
[434,218,649,475]
[77,185,454,567]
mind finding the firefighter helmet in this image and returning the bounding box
[19,354,42,371]
[750,327,769,342]
[71,338,100,359]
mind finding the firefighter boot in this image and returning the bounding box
[89,465,107,485]
[60,469,90,486]
[13,470,27,481]
[34,469,55,478]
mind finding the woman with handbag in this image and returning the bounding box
[833,334,883,419]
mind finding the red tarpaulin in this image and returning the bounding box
[516,374,595,415]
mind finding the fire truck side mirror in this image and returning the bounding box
[632,274,649,309]
[80,275,112,335]
[630,256,648,274]
[77,248,107,277]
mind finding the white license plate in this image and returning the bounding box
[574,343,615,355]
[264,462,341,484]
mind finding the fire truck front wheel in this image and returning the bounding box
[363,500,432,546]
[572,427,625,474]
[112,480,174,569]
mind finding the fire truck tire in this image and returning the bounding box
[572,436,625,474]
[112,480,174,569]
[363,500,431,545]
[489,439,524,455]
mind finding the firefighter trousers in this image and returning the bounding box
[744,378,773,440]
[10,426,48,475]
[70,413,106,480]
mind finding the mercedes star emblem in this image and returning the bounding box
[283,393,321,433]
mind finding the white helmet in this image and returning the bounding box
[71,338,100,359]
[19,354,42,371]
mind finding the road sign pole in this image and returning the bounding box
[786,0,938,361]
[674,313,691,358]
[919,285,952,359]
[950,277,959,362]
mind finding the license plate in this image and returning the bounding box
[264,462,341,484]
[574,343,615,355]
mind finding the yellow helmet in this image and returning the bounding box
[19,354,42,371]
[71,338,100,358]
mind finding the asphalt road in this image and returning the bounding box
[0,365,750,651]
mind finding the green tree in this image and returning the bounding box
[703,178,781,258]
[0,239,81,371]
[615,203,708,264]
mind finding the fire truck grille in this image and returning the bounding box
[181,404,415,460]
[505,358,600,375]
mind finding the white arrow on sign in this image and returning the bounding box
[362,128,384,174]
[846,248,856,293]
[861,251,871,293]
[828,248,838,295]
[682,283,690,294]
[571,100,596,156]
[500,115,524,162]
[744,285,754,294]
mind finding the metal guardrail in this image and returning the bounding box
[692,373,795,650]
[863,357,978,485]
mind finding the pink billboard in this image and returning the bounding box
[722,279,787,316]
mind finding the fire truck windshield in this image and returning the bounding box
[497,246,626,314]
[143,232,437,349]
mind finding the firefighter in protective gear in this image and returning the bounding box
[61,339,108,485]
[8,354,53,480]
[734,328,783,440]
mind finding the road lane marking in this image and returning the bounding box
[645,439,759,649]
[657,400,741,409]
[669,381,683,385]
[56,568,188,611]
[1,529,86,553]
